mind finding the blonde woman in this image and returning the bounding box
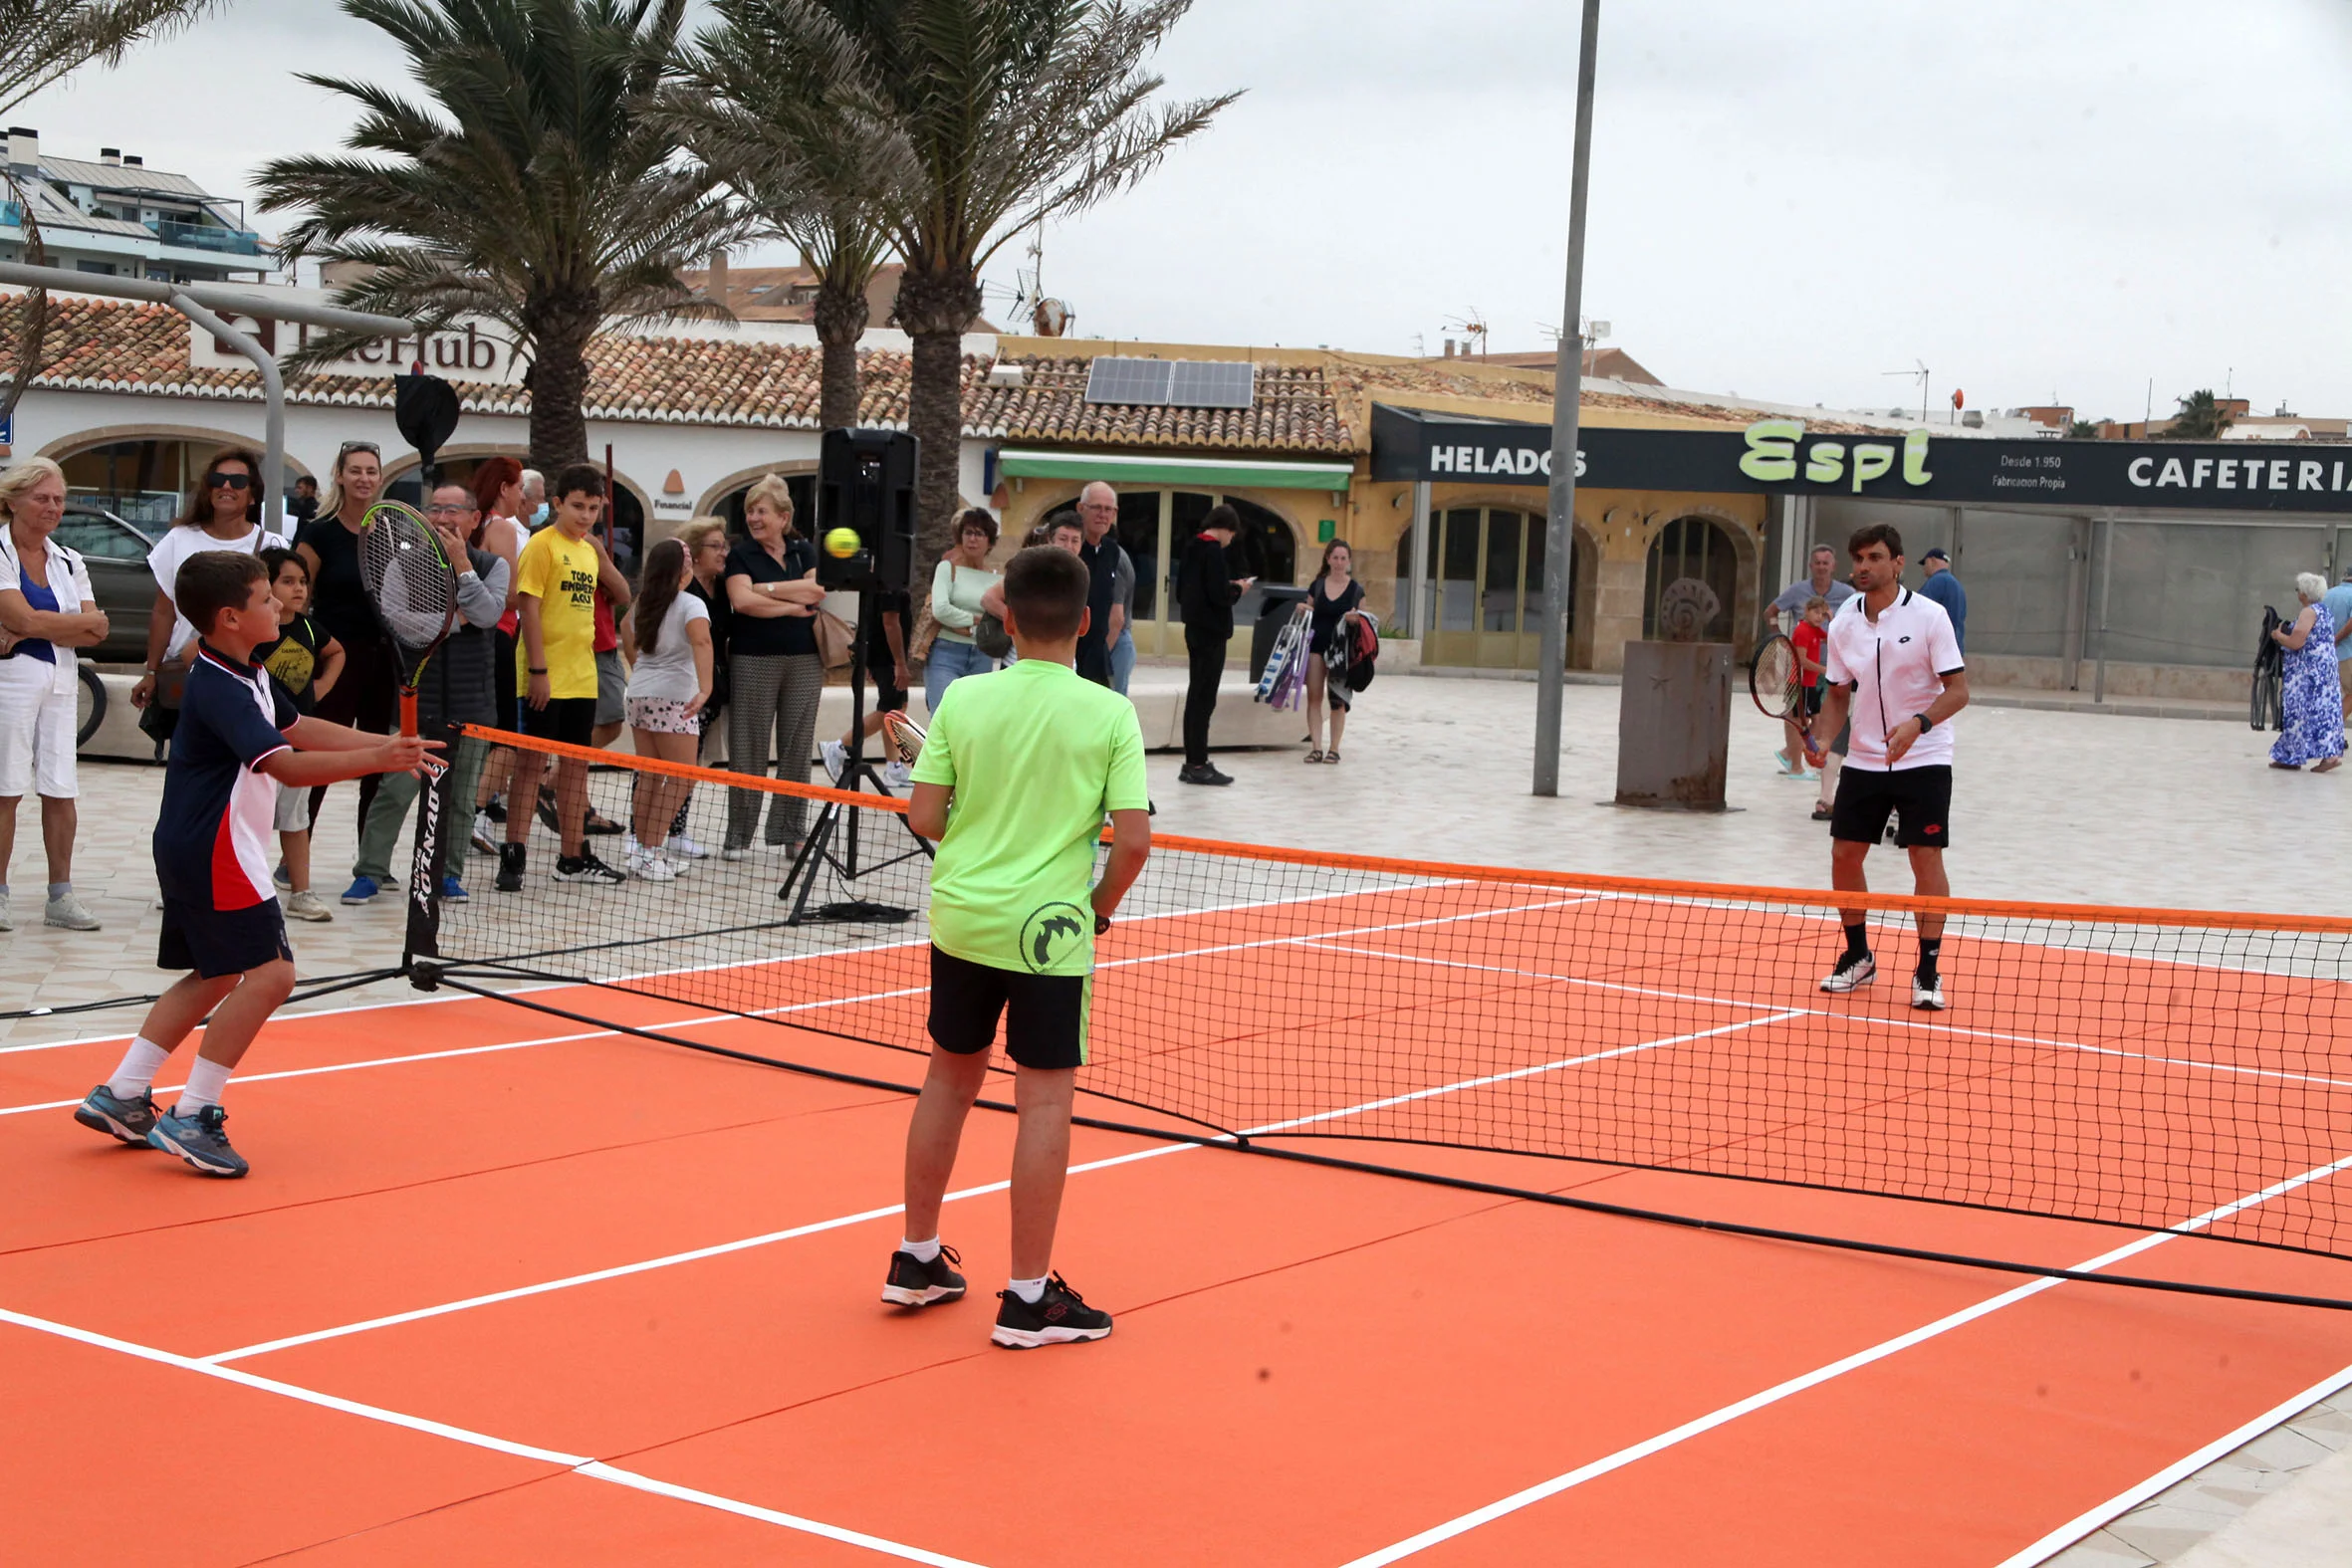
[0,458,109,930]
[722,476,826,856]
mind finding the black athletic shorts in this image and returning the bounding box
[493,628,519,731]
[1830,764,1952,848]
[159,898,294,979]
[1801,685,1824,718]
[928,945,1089,1070]
[858,641,908,716]
[520,695,596,748]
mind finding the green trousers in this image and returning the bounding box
[353,739,485,885]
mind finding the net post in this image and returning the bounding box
[401,744,453,979]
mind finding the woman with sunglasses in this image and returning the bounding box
[131,447,290,717]
[294,442,399,833]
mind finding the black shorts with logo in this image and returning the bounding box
[928,945,1089,1070]
[1830,764,1952,848]
[159,897,294,979]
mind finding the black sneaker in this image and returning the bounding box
[75,1084,159,1145]
[495,841,526,892]
[553,850,626,884]
[483,796,507,825]
[991,1273,1112,1349]
[1178,764,1233,786]
[881,1243,967,1307]
[1819,952,1876,994]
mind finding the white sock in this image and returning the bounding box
[1008,1274,1047,1305]
[175,1056,232,1115]
[900,1236,941,1262]
[107,1038,171,1098]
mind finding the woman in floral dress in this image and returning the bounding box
[2269,571,2346,773]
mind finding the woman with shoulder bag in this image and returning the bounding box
[923,509,1003,716]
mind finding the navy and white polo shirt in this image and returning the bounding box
[154,644,297,911]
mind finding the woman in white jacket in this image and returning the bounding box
[0,457,110,931]
[923,508,1002,716]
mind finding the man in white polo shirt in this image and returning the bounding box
[1804,523,1970,1008]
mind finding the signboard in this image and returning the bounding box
[1369,404,2352,514]
[189,313,530,387]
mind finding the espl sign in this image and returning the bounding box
[1738,420,1934,494]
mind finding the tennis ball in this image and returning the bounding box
[823,527,861,560]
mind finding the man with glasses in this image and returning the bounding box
[1073,482,1131,691]
[341,482,508,905]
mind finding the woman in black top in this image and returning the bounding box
[294,442,397,831]
[1303,539,1365,764]
[1174,504,1254,785]
[720,476,826,854]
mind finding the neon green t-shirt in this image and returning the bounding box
[911,658,1149,977]
[514,528,601,700]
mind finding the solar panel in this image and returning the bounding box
[1084,357,1174,406]
[1168,359,1256,409]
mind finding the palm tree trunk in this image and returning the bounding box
[525,301,600,474]
[811,275,866,435]
[892,265,982,565]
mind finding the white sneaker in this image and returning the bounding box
[721,845,748,862]
[620,833,641,860]
[1819,953,1876,994]
[666,831,708,859]
[881,760,913,790]
[44,893,101,931]
[625,846,677,882]
[284,889,335,923]
[820,739,848,784]
[1912,974,1948,1010]
[470,810,500,855]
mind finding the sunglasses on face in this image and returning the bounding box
[207,473,253,491]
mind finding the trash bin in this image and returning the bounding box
[1249,584,1311,682]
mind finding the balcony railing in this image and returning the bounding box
[146,215,262,257]
[0,201,20,230]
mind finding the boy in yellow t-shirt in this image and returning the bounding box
[497,464,630,890]
[890,546,1151,1348]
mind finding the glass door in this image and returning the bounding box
[1423,507,1547,668]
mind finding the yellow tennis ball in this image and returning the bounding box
[823,527,861,560]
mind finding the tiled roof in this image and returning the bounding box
[966,355,1351,455]
[1332,356,1893,435]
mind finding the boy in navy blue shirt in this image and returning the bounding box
[74,554,433,1177]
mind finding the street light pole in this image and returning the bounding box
[1533,0,1602,796]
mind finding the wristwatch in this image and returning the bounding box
[1915,713,1935,734]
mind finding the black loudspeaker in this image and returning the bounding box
[816,428,919,592]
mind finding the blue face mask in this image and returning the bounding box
[531,501,550,528]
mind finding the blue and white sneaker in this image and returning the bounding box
[74,1084,159,1146]
[147,1103,248,1178]
[341,875,380,906]
[440,874,469,903]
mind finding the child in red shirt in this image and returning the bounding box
[1782,595,1831,777]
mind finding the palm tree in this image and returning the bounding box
[2170,389,2235,441]
[758,0,1236,560]
[254,0,753,472]
[669,0,915,434]
[1,0,226,426]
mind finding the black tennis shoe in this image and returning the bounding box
[1819,952,1876,994]
[881,1244,966,1307]
[991,1273,1112,1349]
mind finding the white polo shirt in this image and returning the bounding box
[1823,587,1964,772]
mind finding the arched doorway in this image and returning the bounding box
[1401,505,1556,669]
[55,436,304,530]
[1643,516,1739,643]
[711,473,819,545]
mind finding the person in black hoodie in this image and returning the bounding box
[1175,505,1254,785]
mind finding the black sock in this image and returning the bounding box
[1842,922,1871,961]
[1917,938,1942,984]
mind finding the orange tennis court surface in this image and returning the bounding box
[10,880,2352,1566]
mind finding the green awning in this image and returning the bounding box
[996,448,1354,493]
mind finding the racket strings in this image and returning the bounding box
[358,503,461,671]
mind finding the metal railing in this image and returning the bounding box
[147,216,262,256]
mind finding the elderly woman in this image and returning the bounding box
[722,475,826,857]
[2269,571,2346,773]
[0,458,109,931]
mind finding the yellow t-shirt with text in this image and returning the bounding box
[514,529,600,700]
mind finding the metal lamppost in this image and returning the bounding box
[1533,0,1601,796]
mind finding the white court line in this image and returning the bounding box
[1332,1147,2352,1568]
[0,1304,986,1567]
[1324,942,2352,1095]
[200,996,1788,1365]
[1990,1357,2352,1568]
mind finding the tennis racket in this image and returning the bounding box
[357,499,461,742]
[879,709,926,771]
[1749,632,1803,721]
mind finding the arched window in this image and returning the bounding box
[1644,517,1738,642]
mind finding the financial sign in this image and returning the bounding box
[1369,404,2352,513]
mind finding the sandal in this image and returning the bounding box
[1304,750,1325,764]
[1324,750,1341,765]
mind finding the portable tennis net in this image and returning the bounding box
[405,728,2352,1308]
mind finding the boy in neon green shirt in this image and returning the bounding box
[890,545,1151,1347]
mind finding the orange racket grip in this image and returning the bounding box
[399,690,419,739]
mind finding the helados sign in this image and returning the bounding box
[1738,420,1932,493]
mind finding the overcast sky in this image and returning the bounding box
[15,0,2352,420]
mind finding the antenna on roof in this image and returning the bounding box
[1441,311,1489,360]
[1881,358,1930,422]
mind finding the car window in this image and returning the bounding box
[55,513,153,562]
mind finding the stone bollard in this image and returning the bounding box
[1614,640,1733,809]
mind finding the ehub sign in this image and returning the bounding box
[1369,404,2352,513]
